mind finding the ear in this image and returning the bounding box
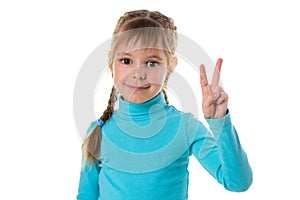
[169,56,178,73]
[108,51,114,77]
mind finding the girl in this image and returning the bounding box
[77,9,252,200]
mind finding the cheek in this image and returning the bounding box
[113,71,122,84]
[149,67,168,84]
[113,72,125,93]
[112,66,127,84]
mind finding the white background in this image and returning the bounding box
[1,0,300,199]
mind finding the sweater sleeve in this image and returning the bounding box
[77,121,100,200]
[188,111,253,192]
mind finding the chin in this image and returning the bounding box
[126,93,156,104]
[121,87,161,104]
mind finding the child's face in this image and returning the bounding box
[111,48,170,104]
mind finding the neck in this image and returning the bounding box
[115,92,167,120]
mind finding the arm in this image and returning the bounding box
[193,58,253,191]
[188,112,252,192]
[77,161,100,199]
[77,121,100,200]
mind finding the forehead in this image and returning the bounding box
[111,27,173,58]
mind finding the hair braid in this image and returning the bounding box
[100,86,117,122]
[162,87,169,105]
[82,86,117,167]
[113,10,177,34]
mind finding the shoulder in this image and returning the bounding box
[166,105,209,145]
[166,105,206,133]
[166,104,199,121]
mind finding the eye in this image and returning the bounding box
[146,61,159,67]
[120,58,132,65]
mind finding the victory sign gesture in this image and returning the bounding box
[200,58,228,119]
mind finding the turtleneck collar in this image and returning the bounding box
[115,92,167,120]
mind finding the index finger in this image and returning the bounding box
[211,58,223,86]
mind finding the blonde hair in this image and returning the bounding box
[82,9,178,167]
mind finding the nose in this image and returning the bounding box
[131,66,146,80]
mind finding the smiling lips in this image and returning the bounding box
[126,84,150,91]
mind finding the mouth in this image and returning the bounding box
[126,84,151,91]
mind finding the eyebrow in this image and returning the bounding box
[146,55,163,61]
[116,52,164,61]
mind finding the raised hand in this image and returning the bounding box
[200,58,228,119]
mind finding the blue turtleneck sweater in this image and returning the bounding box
[77,93,252,200]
